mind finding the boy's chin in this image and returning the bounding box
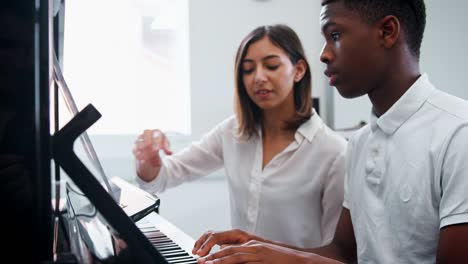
[335,86,366,99]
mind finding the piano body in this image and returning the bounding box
[1,0,199,263]
[62,169,199,264]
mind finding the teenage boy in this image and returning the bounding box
[192,1,468,263]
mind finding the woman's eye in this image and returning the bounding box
[331,32,341,41]
[242,68,254,74]
[266,65,280,71]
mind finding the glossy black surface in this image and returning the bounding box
[0,0,52,262]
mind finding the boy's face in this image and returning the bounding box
[320,1,385,98]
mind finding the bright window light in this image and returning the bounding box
[62,0,190,135]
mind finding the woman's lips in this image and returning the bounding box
[255,89,272,99]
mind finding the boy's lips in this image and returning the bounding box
[324,70,338,86]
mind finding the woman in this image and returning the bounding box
[133,24,346,248]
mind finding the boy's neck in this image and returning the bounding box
[369,53,421,117]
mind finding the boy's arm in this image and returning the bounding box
[437,222,468,263]
[306,208,357,263]
[437,125,468,263]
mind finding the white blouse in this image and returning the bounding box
[137,111,347,247]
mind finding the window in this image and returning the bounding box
[62,0,190,135]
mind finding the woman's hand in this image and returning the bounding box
[193,229,257,257]
[133,129,173,182]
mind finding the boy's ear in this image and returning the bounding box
[378,15,400,49]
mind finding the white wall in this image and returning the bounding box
[331,0,468,129]
[189,0,327,137]
[420,0,468,99]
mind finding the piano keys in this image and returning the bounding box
[137,213,198,264]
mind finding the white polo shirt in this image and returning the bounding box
[138,111,347,248]
[344,73,468,263]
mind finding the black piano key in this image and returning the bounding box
[165,255,197,263]
[157,247,184,253]
[158,248,182,253]
[151,240,174,246]
[149,237,173,242]
[162,252,189,258]
[149,239,173,245]
[161,251,186,257]
[156,243,180,249]
[153,241,178,248]
[158,247,183,253]
[156,245,181,251]
[165,254,192,260]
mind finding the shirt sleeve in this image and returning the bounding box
[137,120,227,194]
[321,145,347,245]
[439,123,468,228]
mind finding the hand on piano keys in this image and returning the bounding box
[192,229,256,257]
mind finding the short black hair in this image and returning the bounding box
[322,0,426,58]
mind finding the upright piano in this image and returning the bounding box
[1,0,200,263]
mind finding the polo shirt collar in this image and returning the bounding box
[370,73,435,135]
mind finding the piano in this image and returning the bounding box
[1,0,200,263]
[64,174,199,264]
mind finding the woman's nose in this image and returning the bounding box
[254,68,267,84]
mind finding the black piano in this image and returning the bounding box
[1,0,198,263]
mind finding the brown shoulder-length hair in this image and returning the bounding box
[234,24,313,139]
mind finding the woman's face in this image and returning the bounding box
[241,36,304,111]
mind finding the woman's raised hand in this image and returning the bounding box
[133,129,173,182]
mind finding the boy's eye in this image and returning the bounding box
[331,32,341,41]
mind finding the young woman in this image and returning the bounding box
[133,24,347,248]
